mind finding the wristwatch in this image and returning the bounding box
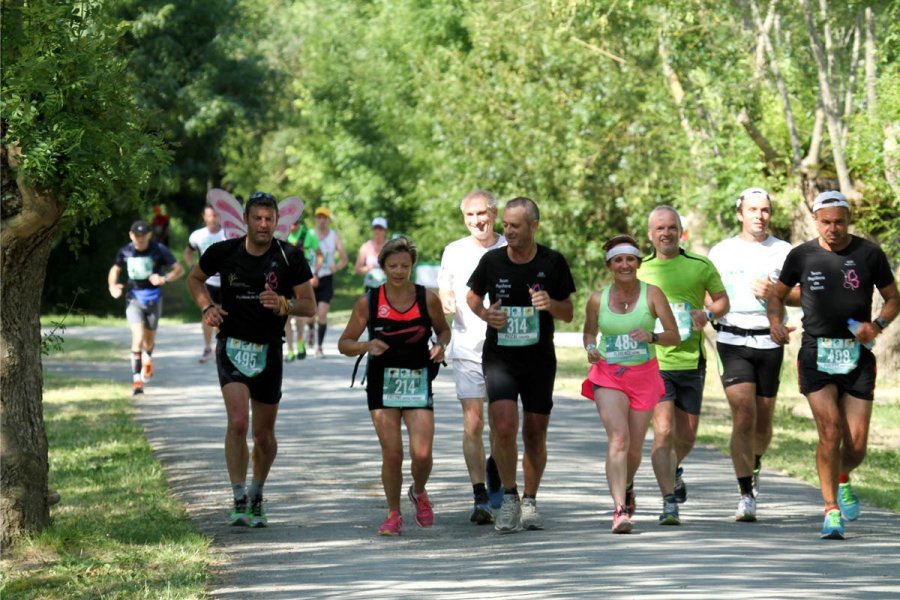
[651,332,659,344]
[585,343,597,352]
[874,316,889,331]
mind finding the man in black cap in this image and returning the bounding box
[107,219,183,395]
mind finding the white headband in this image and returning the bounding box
[606,245,642,262]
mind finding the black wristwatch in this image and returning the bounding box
[873,316,889,331]
[651,332,659,344]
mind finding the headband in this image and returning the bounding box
[606,245,642,262]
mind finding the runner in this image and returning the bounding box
[187,192,316,528]
[768,191,897,539]
[466,197,576,533]
[708,188,798,522]
[355,216,389,293]
[310,206,349,358]
[338,236,450,536]
[639,205,729,525]
[107,219,184,395]
[184,205,226,363]
[284,218,322,360]
[438,190,507,524]
[582,234,680,533]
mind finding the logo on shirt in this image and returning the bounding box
[378,304,391,318]
[266,270,279,290]
[841,268,859,290]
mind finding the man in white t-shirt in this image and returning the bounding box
[438,191,507,525]
[708,187,798,522]
[184,205,226,362]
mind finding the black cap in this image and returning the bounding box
[130,220,151,235]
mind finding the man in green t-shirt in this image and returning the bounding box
[638,205,729,525]
[285,220,323,360]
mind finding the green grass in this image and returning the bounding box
[0,375,214,599]
[555,345,900,513]
[43,338,123,362]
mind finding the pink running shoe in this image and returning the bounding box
[612,505,633,534]
[378,511,403,536]
[407,486,434,527]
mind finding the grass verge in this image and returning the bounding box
[555,346,900,513]
[0,375,214,599]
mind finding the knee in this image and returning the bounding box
[844,440,867,464]
[409,444,433,465]
[818,422,842,447]
[228,414,250,437]
[653,424,674,448]
[522,427,547,451]
[252,429,276,452]
[463,412,484,439]
[492,418,518,442]
[607,432,629,455]
[731,406,754,433]
[382,446,403,469]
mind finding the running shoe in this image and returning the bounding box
[297,340,307,360]
[658,496,681,525]
[520,498,544,530]
[612,505,633,534]
[470,501,493,525]
[230,496,249,527]
[285,351,296,362]
[820,508,845,539]
[407,486,434,527]
[316,347,325,358]
[625,486,636,517]
[141,359,154,382]
[378,510,403,536]
[199,347,213,364]
[132,381,144,396]
[249,496,267,528]
[752,467,760,498]
[838,482,860,521]
[735,494,757,522]
[495,493,521,533]
[485,456,504,509]
[674,466,687,503]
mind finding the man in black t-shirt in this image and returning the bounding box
[768,191,898,540]
[467,197,576,533]
[188,192,316,528]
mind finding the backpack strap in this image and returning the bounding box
[350,286,380,387]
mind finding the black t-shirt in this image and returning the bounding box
[467,244,576,354]
[200,237,312,344]
[779,236,895,348]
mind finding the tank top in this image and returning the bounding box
[317,229,337,277]
[598,281,657,365]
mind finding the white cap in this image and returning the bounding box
[812,191,850,212]
[736,187,771,208]
[371,217,388,229]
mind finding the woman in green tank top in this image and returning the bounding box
[581,234,680,533]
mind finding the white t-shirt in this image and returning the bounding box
[316,229,337,277]
[708,235,792,349]
[188,226,226,287]
[438,235,507,361]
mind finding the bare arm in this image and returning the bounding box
[694,290,729,329]
[426,290,451,362]
[183,245,197,269]
[334,234,349,272]
[354,245,368,275]
[582,291,601,364]
[439,287,456,315]
[291,281,317,318]
[530,288,574,323]
[338,296,388,357]
[107,265,124,299]
[853,281,899,345]
[766,281,796,345]
[647,285,681,346]
[467,289,506,330]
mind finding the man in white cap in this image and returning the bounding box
[355,216,389,293]
[768,190,898,539]
[708,188,798,522]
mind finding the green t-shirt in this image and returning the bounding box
[638,248,725,371]
[288,225,320,270]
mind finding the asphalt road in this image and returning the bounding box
[45,323,900,599]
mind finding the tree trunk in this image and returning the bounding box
[865,7,876,115]
[0,143,63,549]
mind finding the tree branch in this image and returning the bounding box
[842,12,861,149]
[737,109,782,166]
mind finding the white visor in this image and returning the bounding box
[606,245,642,262]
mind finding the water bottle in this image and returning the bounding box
[847,318,875,349]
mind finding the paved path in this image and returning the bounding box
[45,324,900,598]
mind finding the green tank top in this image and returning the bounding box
[598,281,657,365]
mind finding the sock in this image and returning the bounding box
[839,472,850,484]
[626,482,634,492]
[473,483,488,503]
[317,323,327,347]
[523,493,536,504]
[247,479,264,501]
[232,483,247,501]
[664,494,676,503]
[738,476,754,496]
[142,349,153,363]
[131,352,142,377]
[504,486,518,497]
[754,455,762,472]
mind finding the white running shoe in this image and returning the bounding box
[520,497,544,530]
[495,494,521,533]
[735,494,757,522]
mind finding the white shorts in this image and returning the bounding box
[452,358,486,401]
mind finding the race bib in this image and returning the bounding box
[604,334,650,365]
[816,338,859,375]
[226,338,268,377]
[655,302,692,342]
[498,306,539,346]
[126,256,154,281]
[382,368,430,408]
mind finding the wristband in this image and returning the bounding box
[585,343,597,352]
[873,316,889,331]
[651,332,659,344]
[704,309,715,322]
[202,304,216,314]
[276,295,289,316]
